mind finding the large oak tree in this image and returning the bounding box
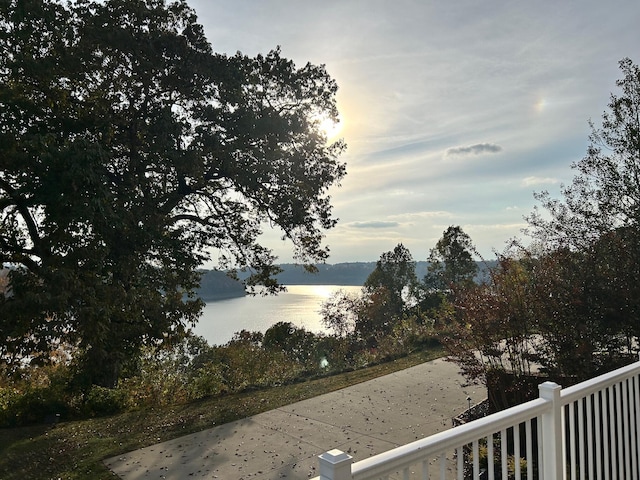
[0,0,346,386]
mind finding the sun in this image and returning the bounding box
[318,115,343,141]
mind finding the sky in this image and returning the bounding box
[188,0,640,264]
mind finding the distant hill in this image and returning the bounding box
[196,270,246,301]
[196,261,497,300]
[231,260,496,287]
[273,262,376,285]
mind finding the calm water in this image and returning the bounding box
[192,285,362,346]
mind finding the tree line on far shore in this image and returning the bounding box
[196,259,496,300]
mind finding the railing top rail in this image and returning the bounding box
[351,397,549,479]
[560,360,640,405]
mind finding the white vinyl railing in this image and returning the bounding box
[314,358,640,480]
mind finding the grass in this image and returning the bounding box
[0,347,445,480]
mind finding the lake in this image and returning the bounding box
[192,285,362,346]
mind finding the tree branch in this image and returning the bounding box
[0,178,46,262]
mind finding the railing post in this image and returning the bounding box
[539,381,563,480]
[318,449,353,480]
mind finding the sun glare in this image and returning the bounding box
[318,115,343,141]
[312,285,334,298]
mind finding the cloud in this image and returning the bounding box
[446,143,503,158]
[389,211,451,221]
[473,222,529,231]
[521,176,559,186]
[348,221,400,229]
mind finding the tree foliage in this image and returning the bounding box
[0,0,345,386]
[319,244,423,343]
[319,288,361,338]
[417,226,478,316]
[424,226,478,290]
[364,244,417,308]
[362,243,417,333]
[439,254,538,385]
[442,244,638,389]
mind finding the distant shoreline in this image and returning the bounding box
[197,261,493,300]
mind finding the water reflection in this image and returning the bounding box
[192,285,362,346]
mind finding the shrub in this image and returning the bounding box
[0,384,69,427]
[0,325,442,423]
[186,362,226,400]
[0,361,73,427]
[216,337,303,390]
[263,322,319,369]
[81,385,126,416]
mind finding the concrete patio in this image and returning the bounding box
[105,358,480,480]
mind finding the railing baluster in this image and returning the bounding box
[562,404,568,480]
[586,393,594,480]
[421,459,428,480]
[439,452,445,480]
[633,375,640,480]
[402,466,409,480]
[569,401,576,480]
[537,416,544,480]
[578,398,585,480]
[456,446,463,480]
[600,389,608,480]
[609,386,617,480]
[501,428,508,480]
[525,419,533,480]
[488,433,494,480]
[472,440,479,479]
[514,423,521,479]
[623,379,631,479]
[615,383,624,478]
